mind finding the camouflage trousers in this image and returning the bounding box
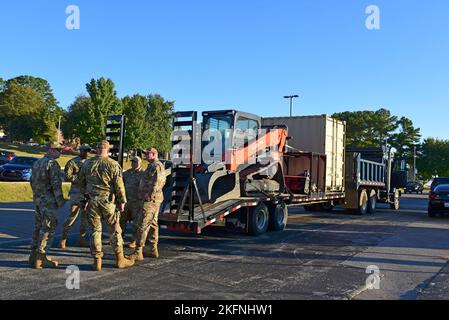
[31,203,58,254]
[119,202,140,241]
[136,200,161,248]
[86,198,124,259]
[62,203,88,239]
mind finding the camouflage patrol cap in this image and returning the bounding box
[131,156,142,163]
[79,144,91,151]
[97,140,111,149]
[46,141,64,150]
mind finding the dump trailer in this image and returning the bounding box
[262,117,404,215]
[343,147,403,214]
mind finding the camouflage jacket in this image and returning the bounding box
[30,155,64,207]
[138,160,166,203]
[64,156,86,203]
[79,156,127,204]
[123,167,144,202]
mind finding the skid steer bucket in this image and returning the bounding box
[196,170,241,204]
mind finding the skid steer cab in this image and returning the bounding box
[159,109,290,236]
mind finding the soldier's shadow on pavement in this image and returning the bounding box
[0,259,31,269]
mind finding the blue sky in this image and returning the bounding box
[1,0,448,139]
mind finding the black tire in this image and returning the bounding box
[367,192,377,214]
[390,191,400,210]
[320,202,335,212]
[358,189,368,215]
[248,203,269,236]
[428,208,436,218]
[268,202,288,231]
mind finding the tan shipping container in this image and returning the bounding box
[262,115,346,192]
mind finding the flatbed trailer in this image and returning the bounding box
[159,178,347,235]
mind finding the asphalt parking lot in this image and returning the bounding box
[1,194,449,300]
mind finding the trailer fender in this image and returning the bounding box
[342,188,359,210]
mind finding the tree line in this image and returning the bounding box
[333,109,448,180]
[0,75,447,178]
[0,76,174,155]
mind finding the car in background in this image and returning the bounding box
[0,156,11,165]
[430,177,449,191]
[428,184,449,217]
[405,181,424,194]
[0,156,39,182]
[0,150,16,161]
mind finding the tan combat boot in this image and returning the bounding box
[77,238,90,248]
[151,246,159,259]
[28,250,37,266]
[35,253,59,269]
[59,239,67,250]
[143,246,159,258]
[92,258,102,271]
[116,252,135,269]
[126,247,144,262]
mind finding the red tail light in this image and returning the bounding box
[429,192,439,200]
[6,155,14,160]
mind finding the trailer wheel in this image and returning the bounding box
[390,190,400,210]
[367,192,377,214]
[248,203,269,236]
[320,202,335,212]
[268,202,288,231]
[358,189,368,215]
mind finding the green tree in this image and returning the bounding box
[84,78,122,143]
[122,94,152,151]
[147,94,174,156]
[333,108,398,147]
[0,76,60,142]
[0,82,56,142]
[390,117,421,164]
[63,95,94,144]
[417,138,449,179]
[6,76,64,129]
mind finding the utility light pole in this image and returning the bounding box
[414,145,417,181]
[284,95,300,117]
[58,116,62,144]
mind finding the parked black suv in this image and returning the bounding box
[431,178,449,191]
[429,184,449,217]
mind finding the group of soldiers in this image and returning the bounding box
[29,140,166,271]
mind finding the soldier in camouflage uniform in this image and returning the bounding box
[128,148,166,261]
[59,144,91,249]
[79,140,134,271]
[120,156,144,249]
[29,142,65,269]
